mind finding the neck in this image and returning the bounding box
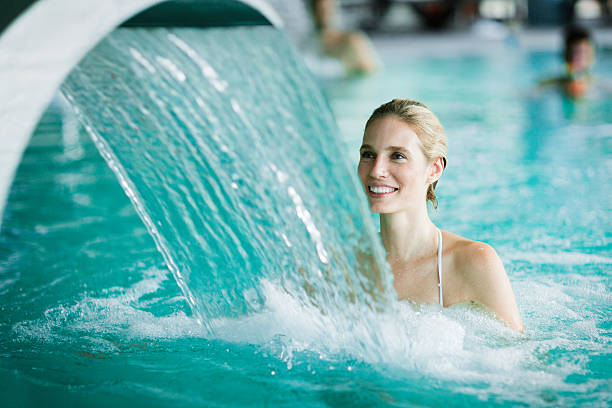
[379,203,438,262]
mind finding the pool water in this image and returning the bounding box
[1,27,611,407]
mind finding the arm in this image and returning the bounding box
[461,242,524,332]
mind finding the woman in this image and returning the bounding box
[358,99,523,332]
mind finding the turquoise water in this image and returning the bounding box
[1,26,611,407]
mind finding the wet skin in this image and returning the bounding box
[357,115,524,332]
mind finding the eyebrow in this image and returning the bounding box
[359,144,410,153]
[388,145,410,153]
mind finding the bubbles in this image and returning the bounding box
[7,256,609,406]
[506,251,612,265]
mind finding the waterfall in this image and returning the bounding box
[62,26,392,332]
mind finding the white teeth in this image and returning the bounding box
[369,186,396,194]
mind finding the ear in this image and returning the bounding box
[427,157,444,184]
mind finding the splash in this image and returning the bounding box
[61,26,391,331]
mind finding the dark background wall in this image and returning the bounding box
[1,0,38,34]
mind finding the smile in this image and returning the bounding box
[368,185,398,197]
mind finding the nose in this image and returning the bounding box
[369,156,388,179]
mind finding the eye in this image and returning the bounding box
[391,152,406,160]
[360,151,375,159]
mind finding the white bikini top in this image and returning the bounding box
[437,228,444,307]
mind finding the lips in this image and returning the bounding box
[368,184,398,198]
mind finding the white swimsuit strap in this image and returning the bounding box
[437,228,443,307]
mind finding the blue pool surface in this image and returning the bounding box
[0,27,611,407]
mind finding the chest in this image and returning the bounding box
[390,256,441,304]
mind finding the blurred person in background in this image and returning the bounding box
[363,0,459,30]
[310,0,380,75]
[539,24,596,98]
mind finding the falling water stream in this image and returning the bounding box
[61,27,391,331]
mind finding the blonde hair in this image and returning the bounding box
[364,99,448,208]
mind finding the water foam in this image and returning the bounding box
[507,251,612,265]
[12,269,609,405]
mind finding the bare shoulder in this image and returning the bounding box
[453,238,504,280]
[441,231,499,269]
[442,231,524,332]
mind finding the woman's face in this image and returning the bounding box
[358,115,433,214]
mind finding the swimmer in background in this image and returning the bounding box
[358,99,524,332]
[310,0,380,75]
[539,25,595,98]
